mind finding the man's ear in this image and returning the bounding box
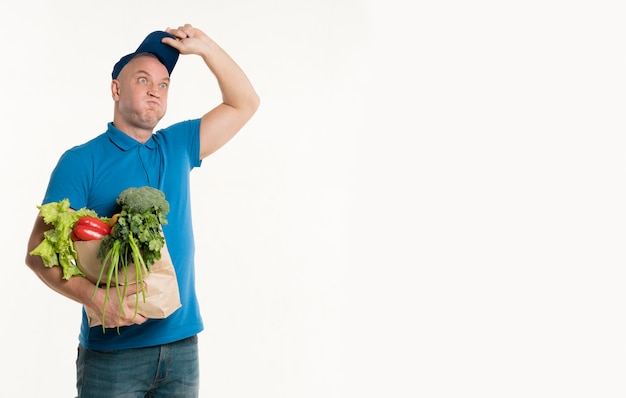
[111,80,121,100]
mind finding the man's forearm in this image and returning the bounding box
[199,39,259,112]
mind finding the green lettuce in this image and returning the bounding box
[30,199,101,280]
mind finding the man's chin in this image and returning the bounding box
[141,113,164,129]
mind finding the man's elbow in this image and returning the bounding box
[25,248,43,274]
[247,91,261,115]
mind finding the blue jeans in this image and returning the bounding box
[76,335,199,398]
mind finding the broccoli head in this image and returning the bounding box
[99,186,169,271]
[116,186,170,217]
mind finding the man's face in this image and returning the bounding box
[113,54,170,130]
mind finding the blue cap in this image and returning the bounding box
[111,31,180,79]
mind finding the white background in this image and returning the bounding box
[1,1,625,397]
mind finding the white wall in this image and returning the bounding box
[2,1,625,397]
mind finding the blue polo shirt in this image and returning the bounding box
[43,119,204,350]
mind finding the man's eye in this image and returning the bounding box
[138,77,148,84]
[159,83,168,89]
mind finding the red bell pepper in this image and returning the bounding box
[72,216,111,241]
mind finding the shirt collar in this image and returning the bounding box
[106,122,157,150]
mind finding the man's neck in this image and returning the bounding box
[111,119,154,144]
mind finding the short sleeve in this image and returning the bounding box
[42,148,91,209]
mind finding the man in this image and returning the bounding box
[25,23,259,397]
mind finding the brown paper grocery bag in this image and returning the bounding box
[73,240,182,327]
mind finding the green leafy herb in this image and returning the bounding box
[95,186,170,328]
